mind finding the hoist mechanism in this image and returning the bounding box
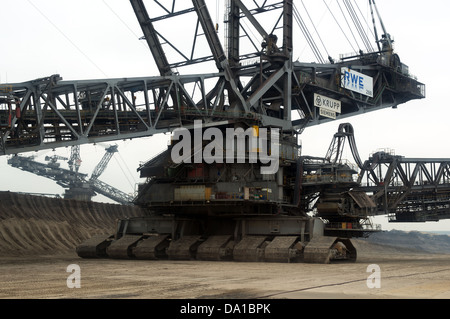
[2,1,445,263]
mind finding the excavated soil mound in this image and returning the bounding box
[0,191,146,256]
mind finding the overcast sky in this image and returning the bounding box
[1,0,450,231]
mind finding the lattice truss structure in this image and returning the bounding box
[358,151,450,222]
[0,0,425,155]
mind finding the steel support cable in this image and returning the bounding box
[353,0,376,40]
[293,5,325,63]
[240,19,262,53]
[346,1,371,52]
[352,0,375,52]
[216,0,220,27]
[336,0,361,53]
[118,151,137,185]
[113,156,135,191]
[322,0,356,53]
[26,0,108,78]
[293,7,322,62]
[101,0,148,50]
[293,5,324,63]
[344,0,374,53]
[300,0,331,62]
[343,0,370,52]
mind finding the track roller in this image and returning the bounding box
[106,235,143,259]
[303,236,357,264]
[233,236,268,262]
[76,234,114,258]
[133,234,170,259]
[196,235,234,261]
[264,236,303,263]
[167,235,202,260]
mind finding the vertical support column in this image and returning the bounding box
[284,58,292,122]
[226,0,240,68]
[110,86,120,135]
[277,166,284,202]
[33,89,46,145]
[192,0,249,113]
[283,0,293,122]
[283,0,293,56]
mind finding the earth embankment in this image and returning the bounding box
[0,191,145,256]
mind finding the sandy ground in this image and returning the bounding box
[1,192,449,301]
[1,248,449,300]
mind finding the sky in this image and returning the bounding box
[1,0,450,232]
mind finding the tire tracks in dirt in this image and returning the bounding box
[257,267,450,298]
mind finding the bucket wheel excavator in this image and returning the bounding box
[3,0,445,263]
[7,144,134,204]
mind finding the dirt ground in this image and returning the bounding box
[1,192,449,300]
[1,247,449,299]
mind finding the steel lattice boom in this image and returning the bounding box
[0,0,424,156]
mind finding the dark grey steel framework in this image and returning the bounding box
[357,151,450,222]
[7,146,134,205]
[0,0,425,156]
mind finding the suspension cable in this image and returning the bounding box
[114,155,135,191]
[300,0,331,61]
[344,0,369,52]
[293,4,325,63]
[344,0,374,53]
[336,0,361,53]
[322,0,356,53]
[353,0,375,40]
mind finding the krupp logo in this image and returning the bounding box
[171,120,280,175]
[315,95,322,107]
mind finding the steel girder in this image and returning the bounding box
[357,151,450,222]
[0,73,241,155]
[0,61,425,156]
[290,61,425,131]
